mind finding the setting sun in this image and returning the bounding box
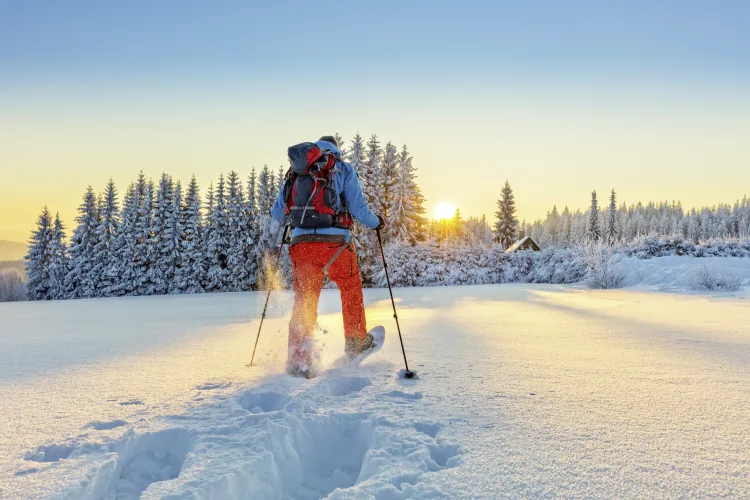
[434,202,457,220]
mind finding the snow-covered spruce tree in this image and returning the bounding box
[226,171,251,291]
[557,206,571,245]
[386,144,425,245]
[587,190,601,242]
[363,134,382,213]
[451,209,464,242]
[243,184,260,290]
[25,207,53,300]
[276,166,286,193]
[568,210,584,244]
[92,180,119,297]
[150,174,174,295]
[543,206,559,246]
[64,187,99,299]
[163,181,184,294]
[387,150,412,243]
[402,145,427,242]
[204,174,230,292]
[617,203,630,242]
[257,165,275,217]
[271,169,281,211]
[606,189,618,246]
[379,141,399,233]
[47,213,69,300]
[247,169,257,216]
[333,133,346,158]
[464,215,494,246]
[347,133,367,179]
[354,134,383,284]
[174,176,205,294]
[345,133,367,250]
[201,181,215,290]
[494,180,518,249]
[245,169,265,285]
[741,195,750,238]
[205,182,215,218]
[137,179,157,295]
[104,183,136,296]
[119,175,151,296]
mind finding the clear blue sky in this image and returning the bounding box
[2,1,748,84]
[1,1,749,241]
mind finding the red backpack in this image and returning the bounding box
[282,142,353,229]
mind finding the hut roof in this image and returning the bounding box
[505,236,541,253]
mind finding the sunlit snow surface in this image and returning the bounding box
[2,279,749,498]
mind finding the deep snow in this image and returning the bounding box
[615,254,750,291]
[1,259,749,498]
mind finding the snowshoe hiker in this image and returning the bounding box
[272,136,384,378]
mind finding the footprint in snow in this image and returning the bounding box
[238,391,291,413]
[385,390,424,400]
[317,376,371,397]
[104,428,194,500]
[15,467,40,476]
[24,443,76,463]
[414,422,442,437]
[196,382,230,391]
[119,400,144,406]
[428,443,461,468]
[86,419,128,431]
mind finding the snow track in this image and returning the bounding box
[15,368,459,499]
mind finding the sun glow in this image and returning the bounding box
[434,202,457,220]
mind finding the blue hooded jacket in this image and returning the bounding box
[271,140,379,241]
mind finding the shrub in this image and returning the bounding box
[581,242,624,289]
[689,266,742,291]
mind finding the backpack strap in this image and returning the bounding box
[322,242,351,275]
[282,170,296,215]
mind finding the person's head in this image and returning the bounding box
[319,135,338,147]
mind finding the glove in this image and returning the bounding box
[375,215,385,231]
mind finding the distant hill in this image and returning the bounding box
[0,240,26,261]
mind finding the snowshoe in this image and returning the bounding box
[344,326,386,365]
[287,364,315,379]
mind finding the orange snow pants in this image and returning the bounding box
[288,241,367,356]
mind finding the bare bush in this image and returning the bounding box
[581,242,624,289]
[689,266,742,291]
[0,269,27,302]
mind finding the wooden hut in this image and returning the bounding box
[505,236,541,253]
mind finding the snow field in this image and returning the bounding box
[2,277,750,498]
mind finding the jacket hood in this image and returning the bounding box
[315,140,342,159]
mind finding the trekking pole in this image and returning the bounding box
[250,224,289,367]
[376,229,415,379]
